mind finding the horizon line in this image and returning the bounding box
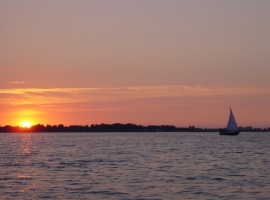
[1,123,269,129]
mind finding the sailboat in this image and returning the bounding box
[219,107,240,135]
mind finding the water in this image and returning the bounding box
[0,132,270,199]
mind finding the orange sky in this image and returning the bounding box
[0,1,269,127]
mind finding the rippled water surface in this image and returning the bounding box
[0,132,270,199]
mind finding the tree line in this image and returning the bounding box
[0,123,269,132]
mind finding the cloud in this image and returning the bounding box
[0,85,268,127]
[0,85,268,106]
[15,109,44,116]
[8,81,25,84]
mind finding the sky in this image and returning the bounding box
[0,0,269,128]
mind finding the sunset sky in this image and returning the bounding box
[0,0,269,128]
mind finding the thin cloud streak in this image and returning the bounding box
[0,85,268,106]
[8,81,25,84]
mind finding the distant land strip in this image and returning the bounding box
[0,123,269,133]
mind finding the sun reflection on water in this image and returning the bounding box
[17,133,37,193]
[22,133,31,154]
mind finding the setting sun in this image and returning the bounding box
[22,121,32,128]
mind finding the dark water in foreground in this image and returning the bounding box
[0,132,270,200]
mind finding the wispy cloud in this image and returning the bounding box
[15,109,44,116]
[0,85,268,106]
[0,85,269,127]
[8,81,25,84]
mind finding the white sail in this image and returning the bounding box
[227,108,238,131]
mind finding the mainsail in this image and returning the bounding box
[227,108,238,131]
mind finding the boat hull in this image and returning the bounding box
[219,131,240,136]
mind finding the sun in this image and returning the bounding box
[22,121,32,128]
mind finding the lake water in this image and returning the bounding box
[0,132,269,199]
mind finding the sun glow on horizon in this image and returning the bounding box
[21,121,32,128]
